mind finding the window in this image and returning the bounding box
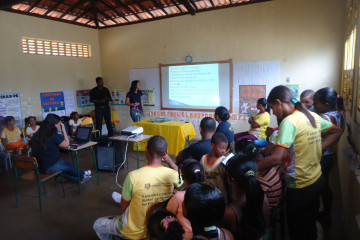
[22,37,91,58]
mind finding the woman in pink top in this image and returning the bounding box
[167,159,205,240]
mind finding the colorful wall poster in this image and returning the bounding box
[0,93,23,127]
[110,89,126,105]
[40,92,65,112]
[239,85,266,115]
[76,89,94,107]
[282,84,300,98]
[141,88,155,106]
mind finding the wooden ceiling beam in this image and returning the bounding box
[208,0,215,8]
[90,0,100,28]
[44,0,65,16]
[112,0,141,20]
[100,0,130,22]
[151,0,168,16]
[0,0,27,8]
[169,0,183,13]
[73,8,91,21]
[135,1,155,18]
[188,0,198,11]
[177,0,195,15]
[96,8,118,25]
[59,0,87,19]
[26,0,42,13]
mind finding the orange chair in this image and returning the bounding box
[81,116,100,138]
[12,155,65,212]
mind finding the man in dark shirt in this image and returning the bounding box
[90,77,114,136]
[176,117,216,162]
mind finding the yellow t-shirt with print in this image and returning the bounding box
[275,110,333,188]
[1,127,21,143]
[119,165,179,240]
[249,112,270,139]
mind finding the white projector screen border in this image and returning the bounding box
[159,59,233,112]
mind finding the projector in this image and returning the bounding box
[121,126,144,136]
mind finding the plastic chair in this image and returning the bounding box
[81,116,100,138]
[12,155,65,212]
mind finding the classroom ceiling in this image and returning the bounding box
[0,0,270,29]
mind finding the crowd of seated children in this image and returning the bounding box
[25,116,39,140]
[69,111,82,137]
[234,98,270,144]
[93,136,180,240]
[184,183,234,240]
[147,210,184,240]
[1,116,29,155]
[313,87,345,224]
[256,86,342,240]
[200,132,230,203]
[214,106,234,150]
[300,89,315,111]
[167,159,205,240]
[220,154,269,240]
[176,117,216,163]
[30,114,91,183]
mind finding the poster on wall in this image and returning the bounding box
[63,89,76,115]
[40,92,65,112]
[239,85,266,115]
[0,93,23,127]
[110,89,126,105]
[282,84,299,98]
[141,88,155,106]
[76,90,94,107]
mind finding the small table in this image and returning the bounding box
[62,141,100,193]
[109,134,152,169]
[133,120,196,156]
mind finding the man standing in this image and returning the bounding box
[90,77,114,136]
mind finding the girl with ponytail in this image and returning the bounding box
[220,154,268,240]
[313,87,345,223]
[258,85,343,240]
[234,98,271,143]
[167,159,205,240]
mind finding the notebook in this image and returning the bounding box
[70,127,92,147]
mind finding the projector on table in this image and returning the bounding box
[121,126,143,136]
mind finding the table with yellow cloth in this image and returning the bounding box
[133,120,196,156]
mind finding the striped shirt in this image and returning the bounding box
[257,165,282,208]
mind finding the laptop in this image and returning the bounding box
[70,127,92,147]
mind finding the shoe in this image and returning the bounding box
[84,170,91,176]
[112,192,122,204]
[80,177,91,184]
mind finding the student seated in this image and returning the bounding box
[214,106,234,149]
[69,111,82,137]
[25,116,39,140]
[93,136,180,240]
[30,114,91,183]
[300,89,315,112]
[234,98,270,143]
[147,210,184,240]
[1,116,29,155]
[220,154,269,240]
[183,183,234,240]
[167,159,205,240]
[176,117,216,163]
[200,132,230,203]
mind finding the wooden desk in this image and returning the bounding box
[109,134,152,169]
[62,141,100,193]
[133,120,196,156]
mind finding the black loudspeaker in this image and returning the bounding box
[96,139,123,171]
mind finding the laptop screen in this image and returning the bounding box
[76,127,91,141]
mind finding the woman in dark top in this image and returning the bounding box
[30,114,90,182]
[126,80,144,122]
[214,106,234,149]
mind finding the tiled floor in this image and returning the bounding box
[0,146,349,240]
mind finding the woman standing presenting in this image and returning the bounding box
[126,80,145,122]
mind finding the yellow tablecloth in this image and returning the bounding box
[133,120,196,156]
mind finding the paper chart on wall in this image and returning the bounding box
[0,93,23,127]
[63,89,76,115]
